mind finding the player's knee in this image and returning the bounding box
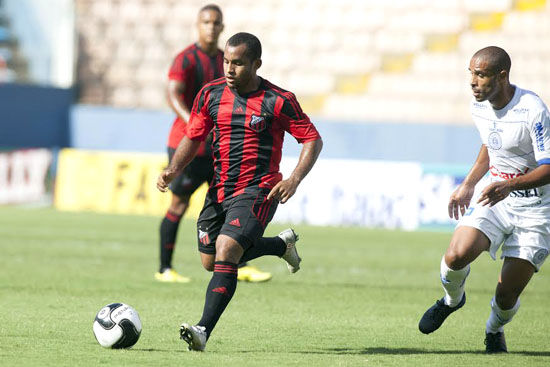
[200,254,215,271]
[202,261,214,272]
[444,249,467,270]
[495,280,523,310]
[170,195,190,215]
[215,239,242,263]
[494,289,519,310]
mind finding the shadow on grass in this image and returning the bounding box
[294,347,550,357]
[131,348,186,353]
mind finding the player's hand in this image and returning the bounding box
[448,184,475,220]
[157,169,176,193]
[267,177,300,204]
[477,181,512,207]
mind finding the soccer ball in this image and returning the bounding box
[93,303,142,349]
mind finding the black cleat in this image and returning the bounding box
[485,331,507,354]
[419,293,466,334]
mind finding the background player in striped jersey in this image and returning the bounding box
[157,32,323,351]
[419,46,550,353]
[157,4,271,283]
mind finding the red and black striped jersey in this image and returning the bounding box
[186,77,321,202]
[167,43,224,154]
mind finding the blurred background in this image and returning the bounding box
[1,0,549,230]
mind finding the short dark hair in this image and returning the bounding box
[199,4,223,20]
[473,46,511,74]
[226,32,262,61]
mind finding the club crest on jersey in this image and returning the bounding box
[488,132,502,150]
[533,249,549,265]
[249,113,269,132]
[198,228,210,245]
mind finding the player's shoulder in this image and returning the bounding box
[173,43,199,60]
[262,78,297,101]
[516,86,549,114]
[200,77,227,94]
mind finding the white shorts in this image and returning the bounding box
[457,201,550,271]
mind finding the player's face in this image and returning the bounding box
[197,9,224,45]
[468,56,500,103]
[223,44,261,93]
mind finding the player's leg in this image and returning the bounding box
[182,234,243,351]
[235,192,300,271]
[197,234,243,331]
[485,215,550,353]
[442,226,490,304]
[237,234,286,282]
[484,257,534,353]
[156,192,191,283]
[236,192,282,282]
[419,226,489,334]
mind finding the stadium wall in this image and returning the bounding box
[70,104,481,164]
[57,105,478,230]
[0,84,73,149]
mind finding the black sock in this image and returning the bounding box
[198,261,238,338]
[239,237,286,263]
[159,211,182,272]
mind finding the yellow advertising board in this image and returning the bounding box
[54,149,207,218]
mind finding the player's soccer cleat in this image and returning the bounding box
[237,266,272,282]
[485,331,507,354]
[419,293,466,334]
[154,269,191,283]
[180,323,207,351]
[279,229,301,273]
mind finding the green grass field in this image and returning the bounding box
[1,206,549,367]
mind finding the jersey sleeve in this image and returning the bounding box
[279,93,321,143]
[168,52,192,82]
[185,86,214,141]
[530,110,550,165]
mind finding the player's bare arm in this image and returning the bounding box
[167,80,191,122]
[478,164,550,207]
[267,138,323,204]
[157,136,201,192]
[449,145,489,219]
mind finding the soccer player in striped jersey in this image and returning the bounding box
[419,46,550,353]
[157,4,271,283]
[157,32,323,351]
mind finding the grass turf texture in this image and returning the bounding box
[1,206,549,367]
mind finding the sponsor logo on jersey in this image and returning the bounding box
[512,107,529,114]
[534,121,546,151]
[489,166,529,180]
[488,132,502,150]
[234,106,244,114]
[473,102,487,109]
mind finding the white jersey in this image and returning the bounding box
[470,86,550,209]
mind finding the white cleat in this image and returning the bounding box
[180,323,207,351]
[279,229,301,273]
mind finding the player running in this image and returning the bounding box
[157,32,323,351]
[156,4,271,283]
[419,46,550,353]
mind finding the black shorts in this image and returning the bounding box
[168,147,214,197]
[196,190,278,254]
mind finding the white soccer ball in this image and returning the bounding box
[93,303,142,349]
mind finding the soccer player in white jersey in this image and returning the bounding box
[418,46,550,353]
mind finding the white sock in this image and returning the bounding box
[440,256,470,307]
[486,297,520,334]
